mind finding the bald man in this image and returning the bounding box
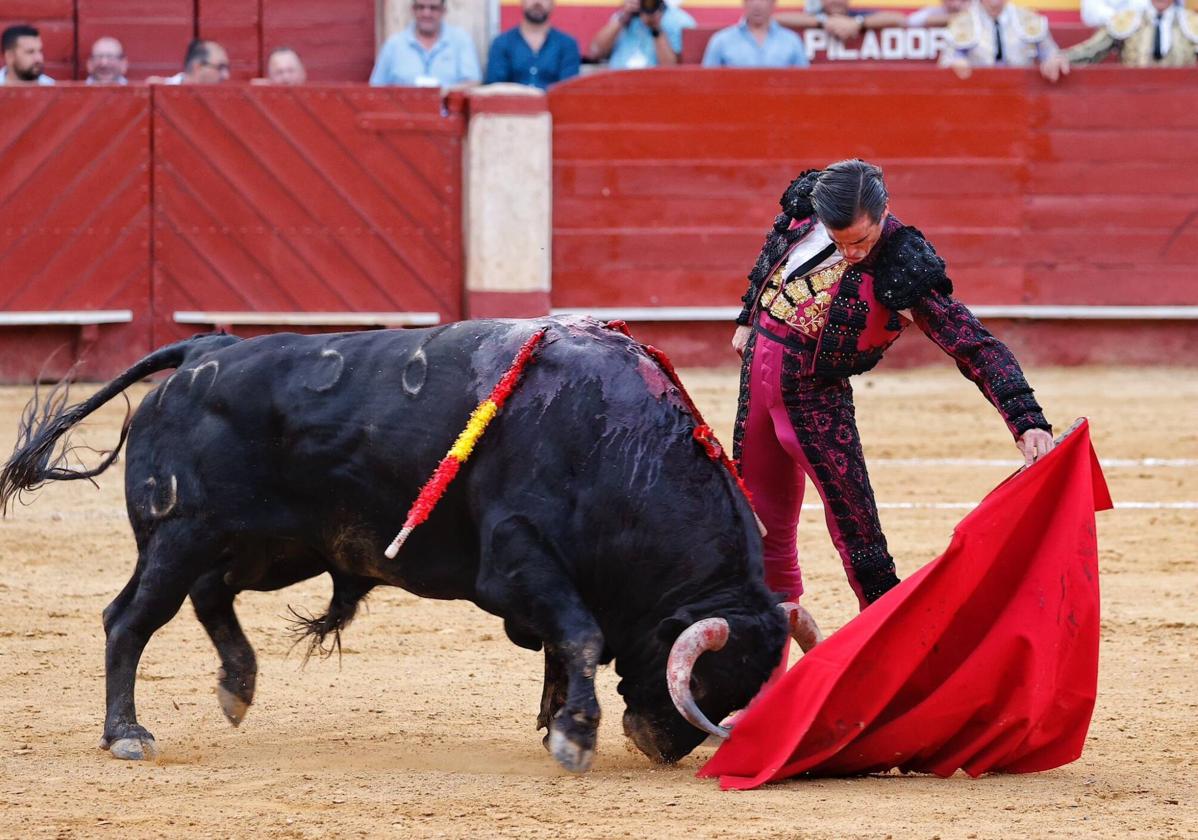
[266,47,307,84]
[86,36,128,84]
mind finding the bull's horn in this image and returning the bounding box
[666,617,731,740]
[780,602,823,653]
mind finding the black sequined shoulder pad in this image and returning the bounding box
[779,169,823,221]
[873,226,954,310]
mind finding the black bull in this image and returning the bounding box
[0,316,787,772]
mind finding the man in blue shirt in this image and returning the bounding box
[590,0,697,69]
[370,0,481,87]
[485,0,581,89]
[702,0,810,67]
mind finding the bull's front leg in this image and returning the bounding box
[477,514,604,773]
[542,623,603,773]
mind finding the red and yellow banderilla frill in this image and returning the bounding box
[384,327,548,559]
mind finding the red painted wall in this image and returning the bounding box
[1,0,375,81]
[547,66,1198,364]
[0,85,465,381]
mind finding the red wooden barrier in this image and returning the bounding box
[548,66,1198,365]
[76,0,192,80]
[0,85,151,380]
[0,85,465,380]
[151,85,465,346]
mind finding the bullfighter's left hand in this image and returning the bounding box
[1017,428,1055,467]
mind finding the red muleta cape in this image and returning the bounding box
[699,419,1113,789]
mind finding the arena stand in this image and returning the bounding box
[0,0,376,81]
[1,5,1196,379]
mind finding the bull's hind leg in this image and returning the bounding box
[100,525,211,760]
[190,570,257,727]
[478,515,603,773]
[537,646,568,735]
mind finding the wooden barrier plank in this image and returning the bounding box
[199,0,261,80]
[1026,160,1198,196]
[76,0,193,80]
[1026,196,1198,230]
[1023,265,1198,306]
[262,0,375,82]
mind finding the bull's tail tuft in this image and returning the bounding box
[0,335,237,515]
[286,575,375,665]
[0,368,132,514]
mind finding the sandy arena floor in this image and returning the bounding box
[0,364,1194,839]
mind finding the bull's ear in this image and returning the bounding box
[655,611,693,645]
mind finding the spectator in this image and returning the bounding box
[907,0,969,28]
[779,0,906,43]
[266,47,307,84]
[86,36,128,85]
[1,24,54,86]
[151,40,231,84]
[485,0,580,89]
[589,0,696,69]
[702,0,810,67]
[940,0,1057,73]
[370,0,481,87]
[1041,0,1197,77]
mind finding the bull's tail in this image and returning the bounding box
[286,574,375,664]
[0,333,239,514]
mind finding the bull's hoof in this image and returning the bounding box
[108,736,160,761]
[548,728,594,774]
[217,684,251,727]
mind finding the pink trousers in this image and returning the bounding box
[739,319,892,611]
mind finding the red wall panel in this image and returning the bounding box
[0,86,152,380]
[151,85,464,346]
[261,0,376,82]
[198,0,260,80]
[548,67,1198,326]
[75,0,193,81]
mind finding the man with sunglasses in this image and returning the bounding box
[730,160,1054,611]
[153,40,230,84]
[371,0,481,87]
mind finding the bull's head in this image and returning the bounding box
[619,601,810,764]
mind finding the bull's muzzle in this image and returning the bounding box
[666,602,822,740]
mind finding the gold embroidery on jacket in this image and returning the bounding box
[760,261,848,339]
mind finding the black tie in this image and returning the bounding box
[994,17,1004,63]
[1152,12,1164,60]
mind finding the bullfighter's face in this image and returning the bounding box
[828,206,889,265]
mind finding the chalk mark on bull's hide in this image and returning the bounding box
[145,475,178,518]
[189,360,220,397]
[402,347,428,396]
[305,348,344,393]
[156,373,178,408]
[156,361,219,407]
